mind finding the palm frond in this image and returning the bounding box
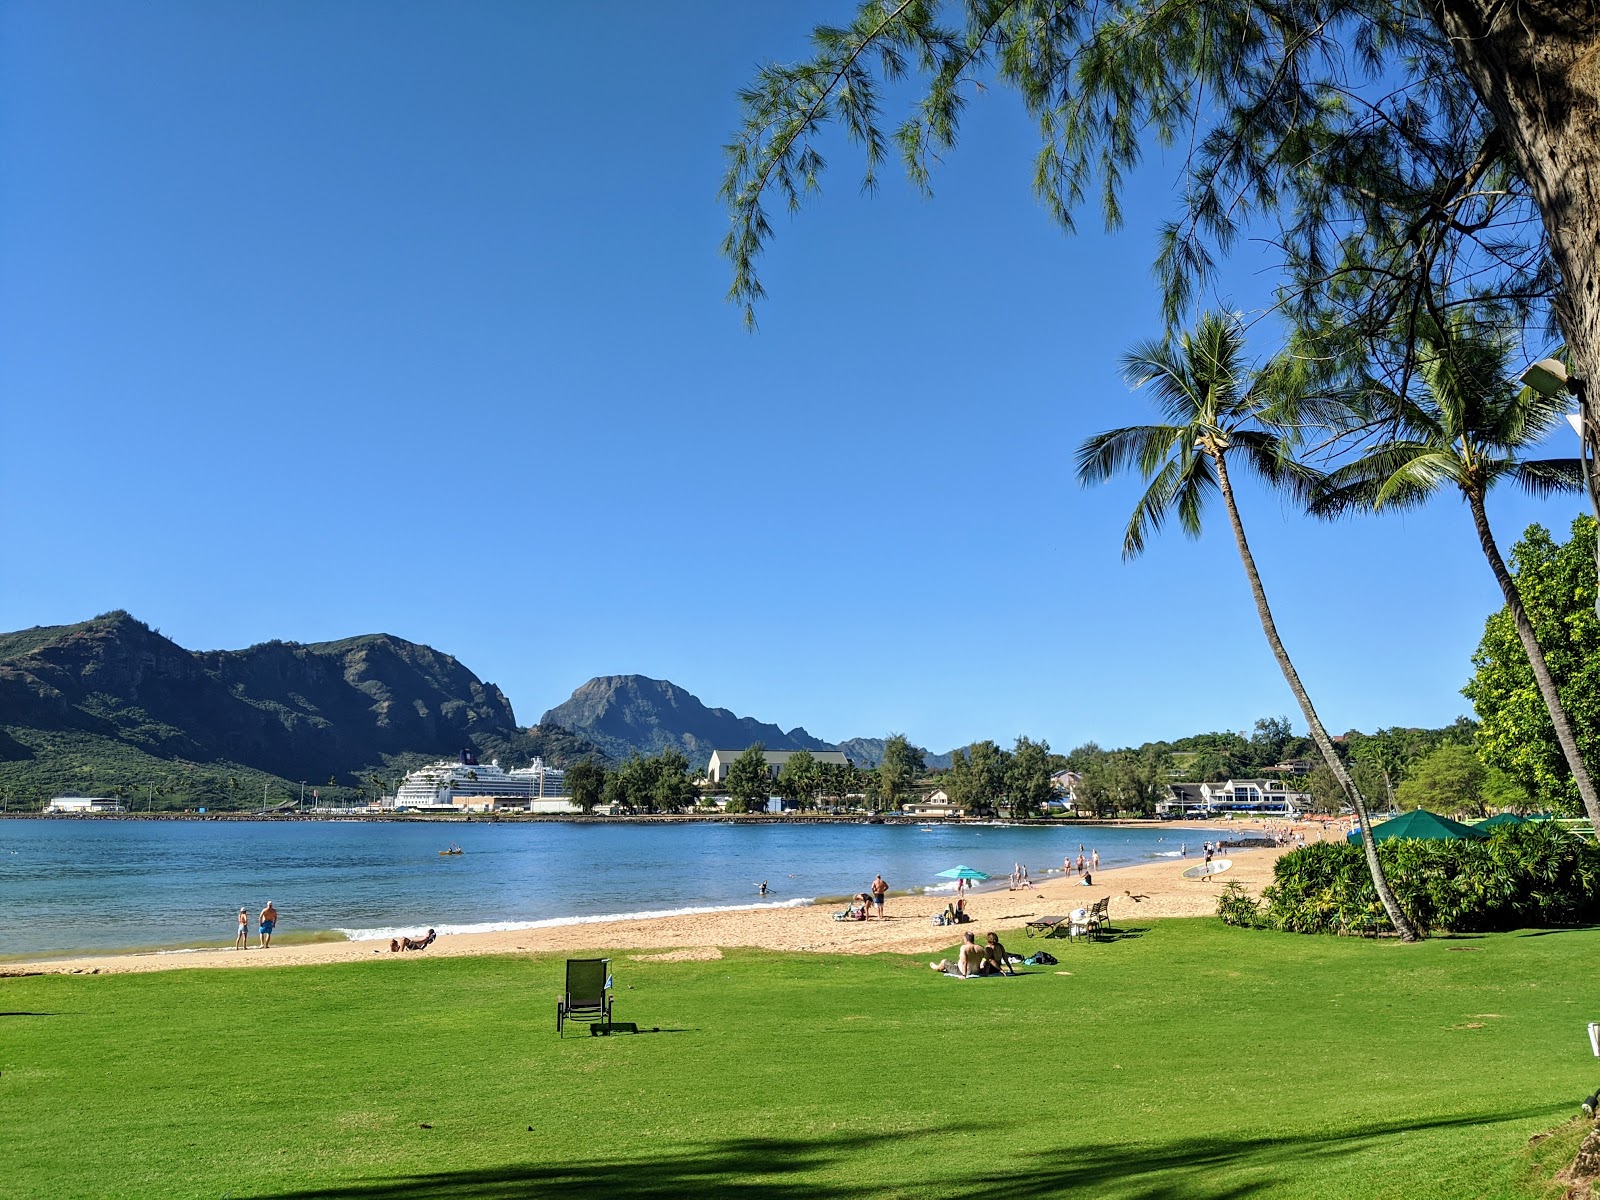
[1074,425,1187,485]
[1506,457,1584,498]
[1372,451,1465,509]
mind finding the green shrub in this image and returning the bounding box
[1215,881,1264,928]
[1259,823,1600,935]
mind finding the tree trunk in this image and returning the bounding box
[1212,453,1419,940]
[1428,1,1600,381]
[1428,1,1600,606]
[1466,490,1600,834]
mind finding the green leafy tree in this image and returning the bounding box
[873,733,924,813]
[724,743,773,814]
[1313,314,1597,834]
[650,750,699,812]
[778,749,820,809]
[947,740,1009,816]
[1004,737,1055,819]
[1076,311,1418,940]
[1465,518,1600,814]
[1106,746,1173,817]
[1393,743,1504,817]
[564,759,605,813]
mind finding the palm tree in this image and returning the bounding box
[1311,313,1598,834]
[1076,311,1419,940]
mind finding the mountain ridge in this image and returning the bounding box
[0,612,600,806]
[541,674,835,768]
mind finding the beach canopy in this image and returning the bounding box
[1475,813,1528,831]
[936,866,992,881]
[1346,810,1487,843]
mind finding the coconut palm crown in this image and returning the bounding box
[1310,313,1598,833]
[1076,312,1319,559]
[1076,310,1419,940]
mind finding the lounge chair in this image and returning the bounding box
[1025,915,1070,939]
[557,957,613,1037]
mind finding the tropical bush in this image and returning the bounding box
[1220,823,1600,935]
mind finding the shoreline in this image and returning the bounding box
[0,843,1295,977]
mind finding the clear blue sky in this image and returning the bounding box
[0,3,1582,753]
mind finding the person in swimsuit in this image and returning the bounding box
[929,932,985,977]
[870,874,888,918]
[258,900,278,948]
[235,907,249,950]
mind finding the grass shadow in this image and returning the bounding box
[0,1011,61,1017]
[247,1106,1566,1200]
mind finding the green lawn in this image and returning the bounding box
[3,920,1595,1199]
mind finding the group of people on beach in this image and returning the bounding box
[1063,847,1099,878]
[930,930,1015,978]
[842,874,890,920]
[233,901,277,949]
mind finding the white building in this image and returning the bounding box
[392,753,570,812]
[1159,778,1311,817]
[46,796,126,813]
[704,748,850,784]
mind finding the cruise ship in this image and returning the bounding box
[390,749,569,812]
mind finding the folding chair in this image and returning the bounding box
[557,957,613,1037]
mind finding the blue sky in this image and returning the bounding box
[0,3,1582,753]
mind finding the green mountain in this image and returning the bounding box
[0,612,600,809]
[835,737,954,772]
[540,675,835,768]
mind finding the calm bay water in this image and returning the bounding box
[0,818,1227,958]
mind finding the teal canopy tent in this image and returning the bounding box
[1347,810,1487,843]
[1475,813,1528,831]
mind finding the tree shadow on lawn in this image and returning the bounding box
[249,1105,1564,1200]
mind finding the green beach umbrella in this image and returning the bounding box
[1475,813,1527,831]
[1346,810,1486,843]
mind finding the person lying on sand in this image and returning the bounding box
[929,932,985,977]
[390,929,437,952]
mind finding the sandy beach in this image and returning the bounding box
[3,833,1304,977]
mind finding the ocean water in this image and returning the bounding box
[0,818,1228,958]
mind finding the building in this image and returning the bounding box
[704,748,850,784]
[1158,778,1312,817]
[903,791,965,818]
[46,796,126,813]
[391,750,569,812]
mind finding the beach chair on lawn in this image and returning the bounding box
[1025,915,1070,939]
[1081,897,1112,942]
[557,957,613,1037]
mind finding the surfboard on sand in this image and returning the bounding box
[1182,858,1233,879]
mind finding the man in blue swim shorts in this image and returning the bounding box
[258,900,278,948]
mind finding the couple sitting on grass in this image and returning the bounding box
[930,931,1015,978]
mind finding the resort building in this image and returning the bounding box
[704,748,850,784]
[1158,778,1312,817]
[390,751,570,813]
[45,796,126,813]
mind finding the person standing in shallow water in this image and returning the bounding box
[258,900,278,949]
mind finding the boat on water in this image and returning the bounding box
[439,848,462,856]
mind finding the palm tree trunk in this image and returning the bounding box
[1466,491,1600,836]
[1212,453,1420,941]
